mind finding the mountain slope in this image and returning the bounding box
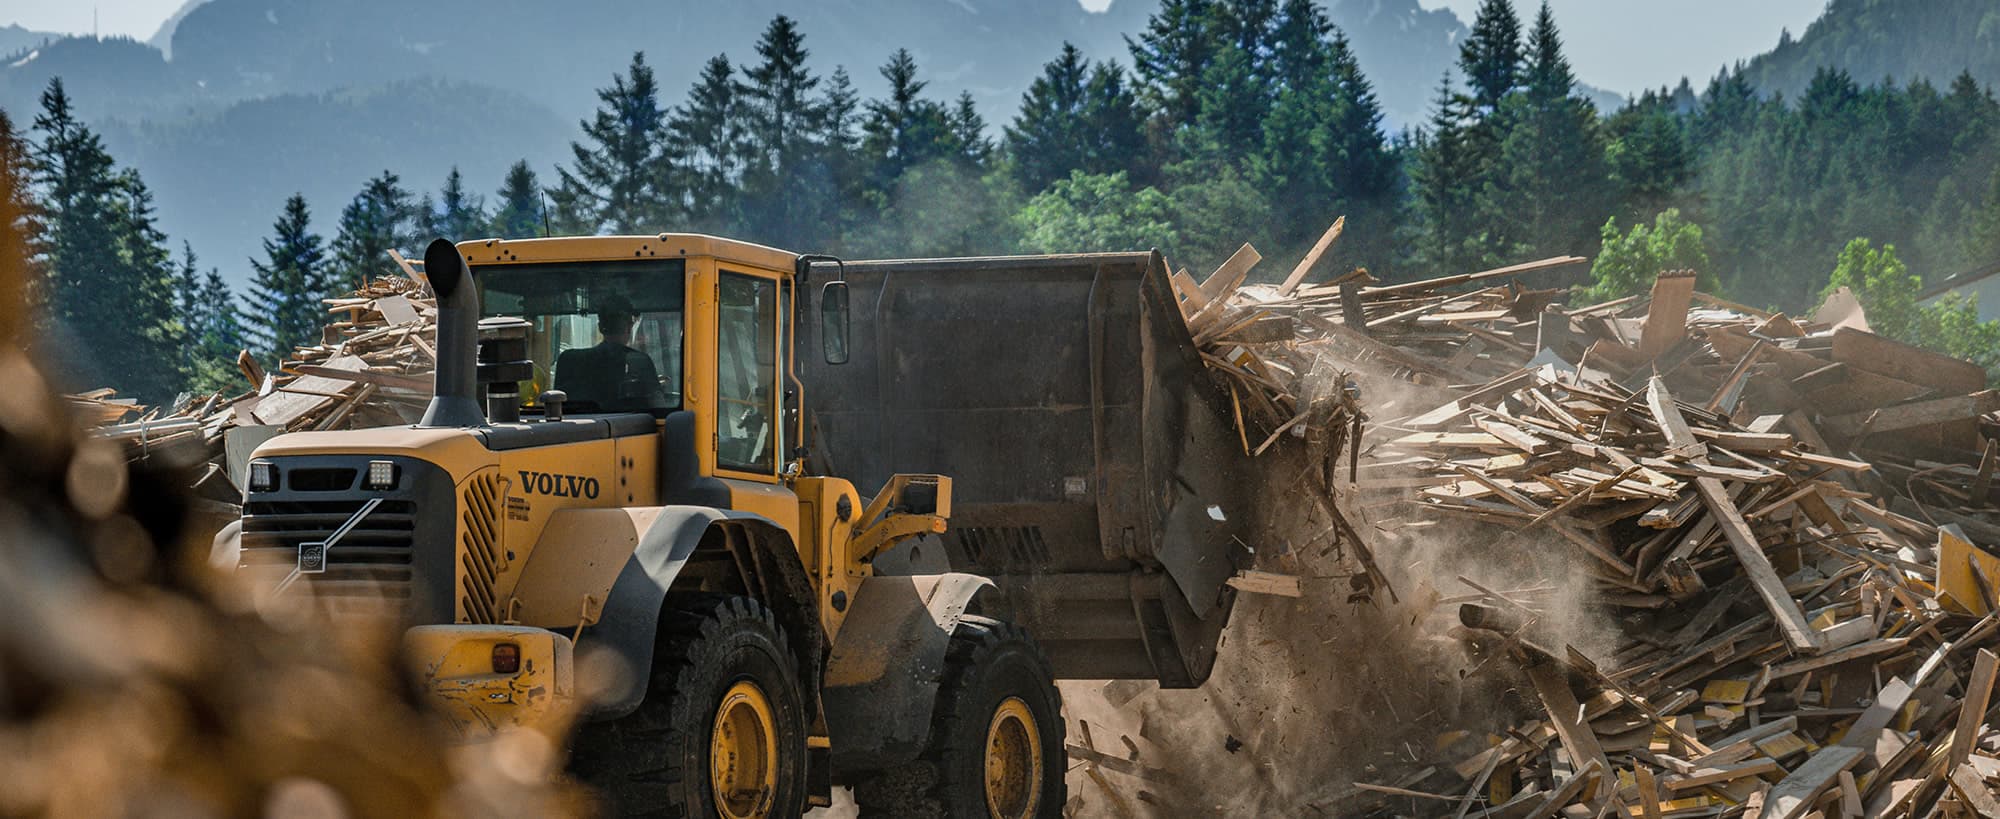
[1739,0,2000,98]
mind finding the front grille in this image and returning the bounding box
[240,498,419,614]
[458,472,502,623]
[287,468,357,492]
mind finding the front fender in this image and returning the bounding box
[538,505,773,720]
[821,572,993,773]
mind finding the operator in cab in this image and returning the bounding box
[553,295,669,412]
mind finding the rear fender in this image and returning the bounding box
[821,572,993,773]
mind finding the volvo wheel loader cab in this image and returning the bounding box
[229,235,1070,817]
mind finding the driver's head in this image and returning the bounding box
[597,295,636,343]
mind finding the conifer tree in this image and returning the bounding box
[1459,0,1525,113]
[862,50,955,187]
[0,109,42,338]
[247,194,327,361]
[948,92,992,166]
[738,16,831,243]
[421,167,487,240]
[1006,44,1144,194]
[1411,72,1488,274]
[328,171,414,292]
[552,52,676,233]
[490,160,544,239]
[668,55,744,229]
[1487,2,1610,257]
[29,79,181,399]
[1127,0,1222,129]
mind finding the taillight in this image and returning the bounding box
[491,643,521,674]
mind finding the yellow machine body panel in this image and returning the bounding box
[237,234,955,753]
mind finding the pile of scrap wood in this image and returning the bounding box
[1169,220,2000,817]
[73,260,437,510]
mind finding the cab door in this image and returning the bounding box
[711,266,797,536]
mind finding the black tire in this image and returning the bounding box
[853,616,1066,819]
[571,593,808,819]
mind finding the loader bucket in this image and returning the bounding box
[801,253,1254,687]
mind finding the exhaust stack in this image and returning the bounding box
[418,238,486,428]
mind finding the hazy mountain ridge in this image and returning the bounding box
[0,0,1619,281]
[1738,0,2000,98]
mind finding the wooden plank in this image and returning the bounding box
[1635,767,1665,819]
[1823,390,2000,440]
[1757,745,1863,819]
[1950,765,2000,819]
[1226,570,1302,598]
[1950,649,2000,771]
[1523,660,1610,777]
[1638,270,1698,358]
[293,364,431,393]
[1663,758,1781,792]
[1197,243,1262,302]
[1360,256,1587,299]
[1277,216,1343,296]
[1831,326,1985,394]
[1647,377,1822,654]
[1766,638,1908,679]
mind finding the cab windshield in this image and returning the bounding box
[477,259,686,414]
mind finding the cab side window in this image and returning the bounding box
[716,273,779,473]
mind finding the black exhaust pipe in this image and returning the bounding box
[418,238,486,428]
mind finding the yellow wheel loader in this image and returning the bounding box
[220,235,1257,817]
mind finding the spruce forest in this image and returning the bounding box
[7,0,2000,401]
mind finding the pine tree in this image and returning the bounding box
[0,109,42,344]
[328,171,414,292]
[172,242,247,394]
[1006,44,1145,194]
[1458,0,1524,113]
[1192,41,1268,164]
[421,167,487,240]
[1411,71,1488,275]
[247,194,328,361]
[948,92,993,166]
[490,160,544,239]
[737,16,830,243]
[1486,2,1611,257]
[862,49,955,188]
[668,54,744,230]
[29,79,181,400]
[552,52,676,233]
[1127,0,1222,129]
[1007,43,1091,193]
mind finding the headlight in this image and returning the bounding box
[365,460,399,490]
[248,461,277,493]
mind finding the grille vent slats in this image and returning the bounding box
[239,499,418,613]
[458,473,502,623]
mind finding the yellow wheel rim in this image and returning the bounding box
[710,680,778,819]
[983,696,1042,819]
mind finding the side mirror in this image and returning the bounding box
[821,280,850,365]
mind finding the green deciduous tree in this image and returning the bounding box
[1015,171,1178,255]
[1821,238,2000,375]
[1585,208,1711,302]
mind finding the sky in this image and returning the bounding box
[1422,0,1830,93]
[3,0,1833,96]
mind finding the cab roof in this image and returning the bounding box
[455,234,799,272]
